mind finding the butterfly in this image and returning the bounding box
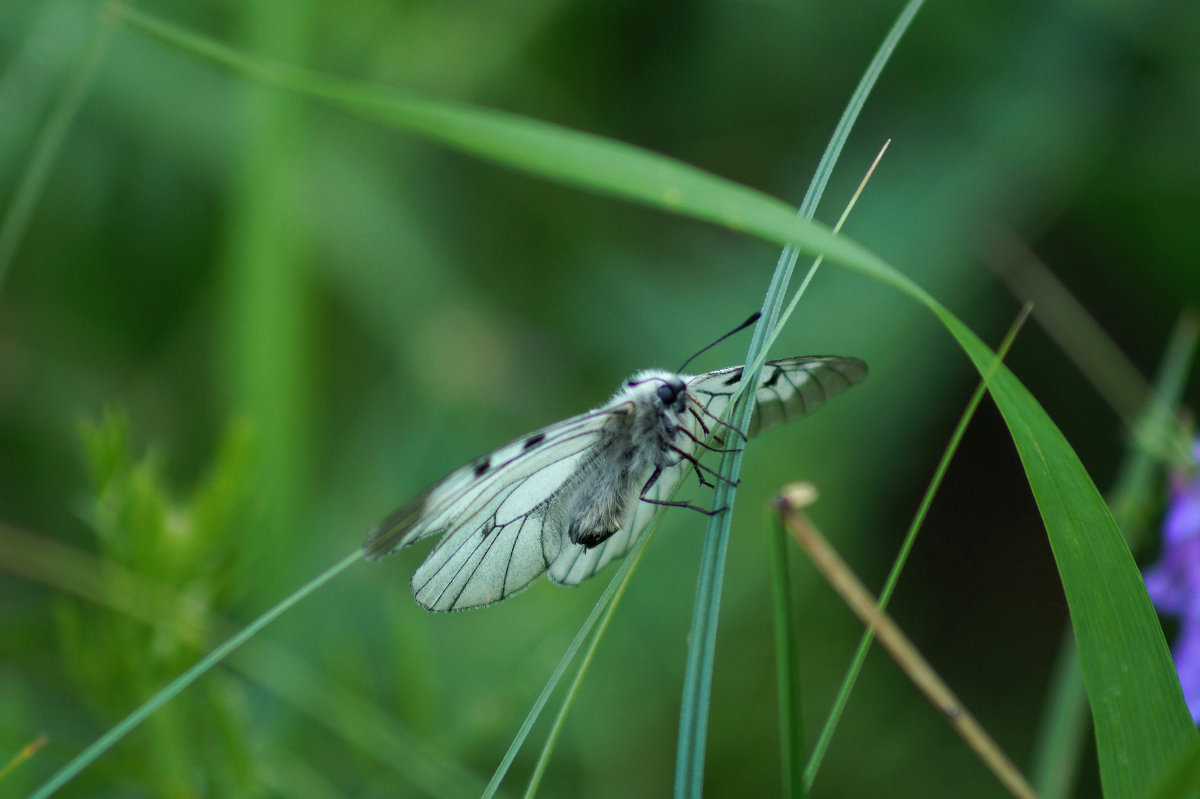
[364,351,866,611]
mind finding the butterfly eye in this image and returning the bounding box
[656,384,677,403]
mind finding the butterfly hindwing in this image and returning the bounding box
[687,356,868,438]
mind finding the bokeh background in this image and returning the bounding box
[2,0,1198,796]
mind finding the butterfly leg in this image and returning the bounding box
[680,456,718,490]
[687,406,713,438]
[673,447,716,489]
[669,445,740,489]
[688,398,749,442]
[677,425,741,455]
[686,405,730,447]
[660,439,716,487]
[638,465,730,516]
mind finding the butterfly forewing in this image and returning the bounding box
[365,408,628,611]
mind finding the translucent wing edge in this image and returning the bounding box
[362,405,623,563]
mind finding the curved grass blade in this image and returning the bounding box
[112,9,1200,795]
[678,140,888,799]
[674,0,926,786]
[1031,313,1200,799]
[118,6,873,273]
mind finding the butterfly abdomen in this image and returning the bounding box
[564,389,681,549]
[563,437,638,547]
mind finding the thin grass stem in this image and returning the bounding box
[672,2,926,788]
[0,0,124,297]
[483,523,658,798]
[766,504,806,799]
[777,496,1037,799]
[27,549,363,799]
[521,532,655,798]
[803,304,1032,788]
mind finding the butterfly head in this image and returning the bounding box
[625,370,689,417]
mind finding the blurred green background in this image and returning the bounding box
[2,0,1198,796]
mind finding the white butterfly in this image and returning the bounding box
[365,355,867,611]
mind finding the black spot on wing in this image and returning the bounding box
[722,369,743,386]
[523,432,546,450]
[763,367,783,388]
[415,419,608,537]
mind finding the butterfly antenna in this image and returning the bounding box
[676,312,761,372]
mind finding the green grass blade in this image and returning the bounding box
[116,9,1200,795]
[0,1,117,297]
[483,523,656,798]
[674,4,924,791]
[944,311,1197,798]
[521,532,654,799]
[675,218,805,798]
[27,550,363,799]
[119,7,872,272]
[799,0,925,220]
[765,0,926,336]
[672,456,740,799]
[766,511,805,799]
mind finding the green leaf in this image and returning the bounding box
[945,314,1196,798]
[1141,740,1200,799]
[1032,313,1200,799]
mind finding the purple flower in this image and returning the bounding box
[1144,437,1200,722]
